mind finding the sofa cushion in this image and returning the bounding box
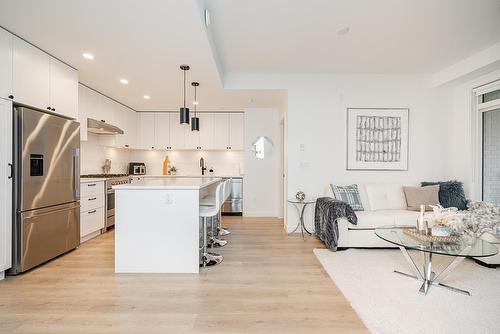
[326,183,371,210]
[403,185,439,211]
[347,210,419,229]
[365,184,407,210]
[421,180,468,210]
[331,184,364,211]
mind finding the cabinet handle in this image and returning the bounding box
[87,183,96,187]
[88,197,97,201]
[124,145,129,148]
[47,107,51,110]
[88,210,97,214]
[8,163,13,179]
[51,108,56,111]
[8,95,13,99]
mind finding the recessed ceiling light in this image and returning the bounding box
[120,79,129,84]
[82,53,94,60]
[143,95,151,99]
[337,27,350,36]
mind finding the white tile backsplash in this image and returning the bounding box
[81,134,245,176]
[81,134,131,174]
[129,149,244,176]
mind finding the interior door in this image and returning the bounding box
[19,107,80,211]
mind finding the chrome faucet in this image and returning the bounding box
[200,157,207,175]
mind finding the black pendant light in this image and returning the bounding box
[179,65,190,124]
[191,82,200,131]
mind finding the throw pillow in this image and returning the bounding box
[403,185,440,211]
[330,184,364,211]
[421,180,468,210]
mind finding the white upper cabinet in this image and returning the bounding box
[229,113,244,150]
[49,58,78,119]
[11,35,78,119]
[115,105,137,149]
[137,112,156,149]
[199,113,215,150]
[0,98,13,275]
[185,119,200,150]
[134,112,244,151]
[0,28,12,100]
[77,84,90,141]
[169,113,186,149]
[12,37,50,110]
[214,113,230,150]
[154,113,171,149]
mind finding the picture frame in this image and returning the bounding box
[346,108,409,170]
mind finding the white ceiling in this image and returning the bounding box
[1,0,499,111]
[206,0,500,73]
[0,0,284,111]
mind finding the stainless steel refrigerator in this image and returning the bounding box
[10,107,80,274]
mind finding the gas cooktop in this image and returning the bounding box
[81,174,129,178]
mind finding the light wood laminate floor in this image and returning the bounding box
[0,217,368,333]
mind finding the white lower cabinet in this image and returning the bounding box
[0,98,12,279]
[80,180,105,242]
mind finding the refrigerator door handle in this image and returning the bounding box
[8,163,13,179]
[73,148,80,199]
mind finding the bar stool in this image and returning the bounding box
[200,180,229,247]
[218,179,232,236]
[199,181,225,267]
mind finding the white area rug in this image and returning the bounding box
[314,248,500,334]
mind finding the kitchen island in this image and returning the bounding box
[113,177,221,273]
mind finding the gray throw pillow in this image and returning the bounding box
[330,184,364,211]
[421,180,467,210]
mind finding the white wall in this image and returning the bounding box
[129,149,244,176]
[243,108,282,217]
[225,73,455,231]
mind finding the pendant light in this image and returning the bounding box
[179,65,190,124]
[191,82,200,131]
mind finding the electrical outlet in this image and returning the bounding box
[165,193,173,204]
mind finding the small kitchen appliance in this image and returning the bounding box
[128,162,146,175]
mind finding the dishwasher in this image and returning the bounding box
[222,177,243,216]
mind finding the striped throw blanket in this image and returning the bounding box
[314,197,357,251]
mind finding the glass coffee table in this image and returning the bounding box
[375,226,498,296]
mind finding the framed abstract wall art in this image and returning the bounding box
[346,108,409,170]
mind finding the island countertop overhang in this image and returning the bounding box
[113,177,222,190]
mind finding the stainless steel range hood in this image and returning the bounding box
[87,118,124,135]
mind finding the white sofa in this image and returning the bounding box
[325,183,499,267]
[325,183,419,248]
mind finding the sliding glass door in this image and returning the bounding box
[481,88,500,203]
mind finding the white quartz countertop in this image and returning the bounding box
[113,177,222,190]
[80,178,106,183]
[131,174,244,179]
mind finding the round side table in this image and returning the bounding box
[287,198,316,239]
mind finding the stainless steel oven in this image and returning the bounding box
[105,176,129,229]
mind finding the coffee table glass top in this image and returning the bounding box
[375,226,498,258]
